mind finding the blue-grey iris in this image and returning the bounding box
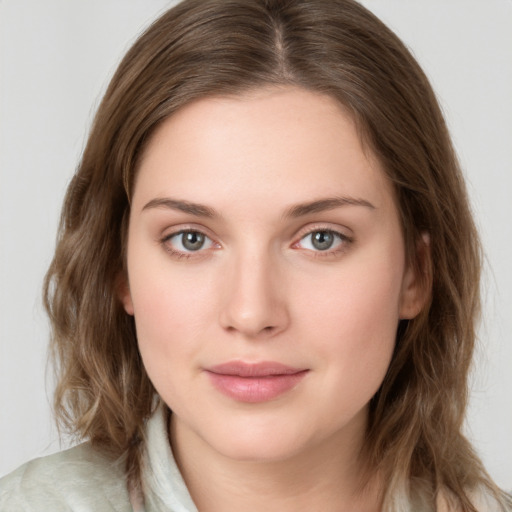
[182,232,205,251]
[311,231,335,251]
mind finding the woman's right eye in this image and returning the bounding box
[162,230,216,255]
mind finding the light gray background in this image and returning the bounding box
[1,0,511,488]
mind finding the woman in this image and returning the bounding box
[1,0,510,510]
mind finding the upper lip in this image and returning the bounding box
[206,361,307,377]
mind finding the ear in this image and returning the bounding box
[116,272,134,316]
[399,232,431,320]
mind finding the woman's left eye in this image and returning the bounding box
[163,230,216,254]
[297,230,348,252]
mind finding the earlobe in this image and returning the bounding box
[116,273,134,316]
[399,232,431,320]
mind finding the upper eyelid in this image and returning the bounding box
[160,229,219,258]
[161,224,217,241]
[160,227,220,255]
[300,228,349,238]
[294,222,353,240]
[169,231,214,245]
[295,230,350,247]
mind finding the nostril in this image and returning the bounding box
[223,323,278,338]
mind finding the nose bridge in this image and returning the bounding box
[219,242,288,337]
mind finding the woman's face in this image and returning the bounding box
[122,87,423,464]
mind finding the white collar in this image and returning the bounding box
[142,405,198,512]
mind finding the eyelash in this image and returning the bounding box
[160,226,353,260]
[161,229,218,260]
[293,228,353,258]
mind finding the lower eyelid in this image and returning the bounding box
[161,229,220,257]
[294,230,353,254]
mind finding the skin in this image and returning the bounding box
[121,86,425,512]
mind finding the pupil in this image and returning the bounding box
[183,232,205,251]
[312,231,333,251]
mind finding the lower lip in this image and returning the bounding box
[206,371,308,403]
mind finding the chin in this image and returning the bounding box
[201,416,321,464]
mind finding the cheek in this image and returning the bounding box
[295,250,403,390]
[126,252,217,379]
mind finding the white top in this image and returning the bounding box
[0,406,507,511]
[0,405,198,511]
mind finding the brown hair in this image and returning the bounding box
[44,0,510,509]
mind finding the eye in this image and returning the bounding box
[297,229,348,252]
[163,230,216,254]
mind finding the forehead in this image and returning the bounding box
[133,86,394,214]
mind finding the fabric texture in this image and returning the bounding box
[0,406,197,512]
[0,406,507,511]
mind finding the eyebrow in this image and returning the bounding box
[284,196,376,218]
[142,198,217,217]
[141,195,375,218]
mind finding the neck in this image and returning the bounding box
[169,413,382,512]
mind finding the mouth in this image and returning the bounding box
[204,361,309,403]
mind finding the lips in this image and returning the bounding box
[205,361,309,403]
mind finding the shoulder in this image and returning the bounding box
[0,442,132,512]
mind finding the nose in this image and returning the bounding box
[218,249,290,339]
